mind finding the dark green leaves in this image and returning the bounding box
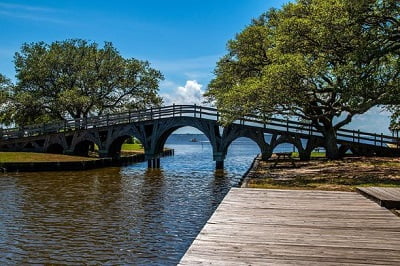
[10,39,163,124]
[207,0,400,129]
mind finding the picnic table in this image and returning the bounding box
[271,152,296,168]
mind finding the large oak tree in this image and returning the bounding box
[206,0,400,159]
[8,39,163,125]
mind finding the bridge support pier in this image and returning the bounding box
[216,160,224,170]
[148,158,160,168]
[213,152,226,170]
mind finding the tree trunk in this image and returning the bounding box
[323,127,341,160]
[299,151,311,161]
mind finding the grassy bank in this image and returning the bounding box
[0,144,144,163]
[121,143,143,153]
[291,151,326,158]
[245,157,400,192]
[0,152,97,163]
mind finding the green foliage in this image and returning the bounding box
[0,74,14,125]
[124,136,141,144]
[206,0,400,158]
[8,39,164,124]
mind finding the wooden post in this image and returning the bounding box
[262,114,266,129]
[173,104,175,117]
[286,118,289,132]
[358,130,360,143]
[381,133,383,147]
[148,158,161,168]
[216,160,224,170]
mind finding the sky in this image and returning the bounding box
[0,0,393,134]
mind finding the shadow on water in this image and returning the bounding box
[0,134,259,265]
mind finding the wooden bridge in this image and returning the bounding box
[0,105,399,169]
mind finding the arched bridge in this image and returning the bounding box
[0,105,399,169]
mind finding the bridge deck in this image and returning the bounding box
[357,187,400,209]
[179,188,400,265]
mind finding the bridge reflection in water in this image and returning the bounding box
[0,105,399,169]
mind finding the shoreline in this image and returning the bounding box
[238,154,261,188]
[0,149,174,172]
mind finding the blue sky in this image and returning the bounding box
[0,0,392,134]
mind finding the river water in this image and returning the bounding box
[0,134,293,265]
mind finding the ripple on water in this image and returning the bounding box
[0,139,259,264]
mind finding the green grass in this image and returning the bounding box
[245,158,400,192]
[291,151,326,158]
[0,152,97,163]
[121,143,143,152]
[0,144,152,163]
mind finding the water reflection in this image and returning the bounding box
[0,136,259,264]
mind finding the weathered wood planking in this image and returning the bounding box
[357,187,400,209]
[179,188,400,265]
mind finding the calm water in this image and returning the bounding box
[0,134,292,265]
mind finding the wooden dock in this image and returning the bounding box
[357,187,400,209]
[179,188,400,265]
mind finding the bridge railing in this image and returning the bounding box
[0,104,398,149]
[231,111,399,148]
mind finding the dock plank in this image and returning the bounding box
[179,188,400,265]
[357,187,400,208]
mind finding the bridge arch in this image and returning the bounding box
[270,134,326,161]
[73,140,96,156]
[105,124,145,158]
[139,117,221,168]
[44,136,68,154]
[153,124,214,158]
[69,131,102,157]
[221,125,271,161]
[272,135,302,151]
[46,143,64,154]
[222,135,269,160]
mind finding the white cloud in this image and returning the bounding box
[0,2,69,24]
[0,3,56,12]
[162,80,206,106]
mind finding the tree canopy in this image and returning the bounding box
[0,74,12,123]
[206,0,400,159]
[4,39,163,125]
